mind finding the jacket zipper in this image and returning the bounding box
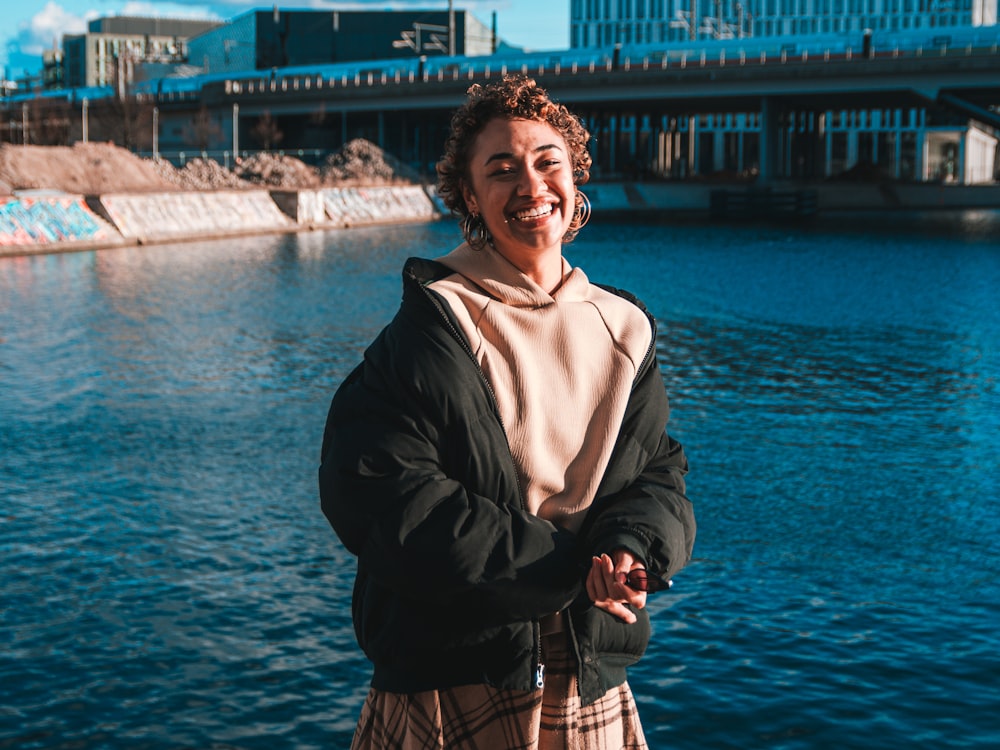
[634,311,658,391]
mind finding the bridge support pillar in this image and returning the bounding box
[688,116,697,175]
[609,114,618,176]
[758,97,778,183]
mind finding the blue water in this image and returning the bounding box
[2,212,998,749]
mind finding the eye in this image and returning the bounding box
[488,165,516,178]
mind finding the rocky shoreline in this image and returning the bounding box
[0,140,443,256]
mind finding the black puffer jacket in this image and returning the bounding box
[319,256,695,705]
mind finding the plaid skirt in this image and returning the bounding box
[350,625,649,750]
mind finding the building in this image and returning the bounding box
[570,0,998,49]
[41,49,65,90]
[188,8,500,76]
[569,1,999,184]
[63,16,222,89]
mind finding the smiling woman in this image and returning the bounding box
[318,74,696,749]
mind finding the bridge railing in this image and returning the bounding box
[222,40,1000,99]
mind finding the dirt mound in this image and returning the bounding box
[0,142,177,194]
[234,152,320,188]
[0,141,427,196]
[153,157,248,190]
[320,138,421,185]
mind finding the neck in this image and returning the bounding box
[494,244,564,293]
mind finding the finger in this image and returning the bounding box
[616,604,638,624]
[591,556,611,600]
[585,561,599,603]
[602,555,634,598]
[594,600,637,624]
[586,557,605,603]
[600,553,622,588]
[624,589,648,610]
[611,551,635,582]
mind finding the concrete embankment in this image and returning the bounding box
[586,181,1000,217]
[1,184,446,257]
[0,192,128,254]
[3,181,999,257]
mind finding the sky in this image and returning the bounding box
[0,0,571,81]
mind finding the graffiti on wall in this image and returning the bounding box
[0,196,118,247]
[1,187,441,250]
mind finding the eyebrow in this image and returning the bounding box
[483,143,563,166]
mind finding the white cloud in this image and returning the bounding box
[19,1,88,56]
[119,2,223,20]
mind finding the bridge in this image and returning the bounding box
[174,41,1000,182]
[201,43,1000,116]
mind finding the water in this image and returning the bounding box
[2,212,998,749]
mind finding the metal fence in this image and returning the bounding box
[133,148,327,168]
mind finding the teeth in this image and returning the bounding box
[513,204,553,221]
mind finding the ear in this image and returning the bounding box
[462,183,478,215]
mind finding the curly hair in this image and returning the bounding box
[436,74,592,225]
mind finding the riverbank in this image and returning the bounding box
[3,143,999,258]
[0,186,445,257]
[0,141,442,257]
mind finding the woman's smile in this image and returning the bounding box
[510,203,555,222]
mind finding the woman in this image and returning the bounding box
[319,74,695,749]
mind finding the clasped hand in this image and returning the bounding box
[585,551,646,624]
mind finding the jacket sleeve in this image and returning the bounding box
[319,308,583,620]
[582,350,696,581]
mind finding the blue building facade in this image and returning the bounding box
[569,1,999,183]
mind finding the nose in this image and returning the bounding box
[517,165,546,196]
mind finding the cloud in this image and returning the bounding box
[2,1,224,77]
[15,1,88,57]
[2,1,89,77]
[119,2,223,20]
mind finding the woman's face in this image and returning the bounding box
[462,117,576,262]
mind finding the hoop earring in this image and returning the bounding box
[565,190,591,241]
[462,212,491,250]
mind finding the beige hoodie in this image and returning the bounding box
[430,243,652,533]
